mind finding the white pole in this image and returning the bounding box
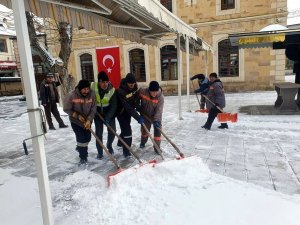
[177,33,183,120]
[205,50,208,76]
[186,35,191,112]
[11,1,54,225]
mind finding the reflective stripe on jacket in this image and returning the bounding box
[63,87,96,127]
[139,87,164,122]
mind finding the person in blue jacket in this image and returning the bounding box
[190,73,209,109]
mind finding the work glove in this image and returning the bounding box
[72,112,86,123]
[84,120,91,130]
[153,121,161,129]
[137,116,144,124]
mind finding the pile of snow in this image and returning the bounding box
[51,157,300,225]
[0,168,42,225]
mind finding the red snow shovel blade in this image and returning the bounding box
[195,109,209,113]
[217,113,238,123]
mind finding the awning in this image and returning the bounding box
[0,61,17,70]
[229,28,300,49]
[0,0,206,50]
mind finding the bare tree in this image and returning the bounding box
[57,21,74,94]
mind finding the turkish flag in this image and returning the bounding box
[96,46,121,88]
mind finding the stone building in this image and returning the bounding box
[182,0,288,92]
[52,0,287,93]
[6,0,289,94]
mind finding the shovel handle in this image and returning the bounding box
[141,113,184,158]
[191,80,202,109]
[158,128,184,158]
[201,94,224,113]
[96,112,142,164]
[89,127,121,169]
[141,123,164,160]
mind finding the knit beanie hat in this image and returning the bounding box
[125,73,136,84]
[149,81,160,91]
[77,79,90,91]
[98,71,109,82]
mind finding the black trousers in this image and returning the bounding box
[204,107,228,129]
[141,119,161,151]
[44,101,64,127]
[71,122,91,160]
[117,111,132,157]
[94,115,116,157]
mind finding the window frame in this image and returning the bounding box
[160,45,178,81]
[0,39,8,52]
[160,0,172,12]
[212,34,245,82]
[129,48,146,83]
[218,39,239,77]
[221,0,235,10]
[216,0,240,16]
[80,53,95,82]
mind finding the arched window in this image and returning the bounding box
[80,53,94,82]
[160,45,177,81]
[129,48,146,82]
[218,39,239,77]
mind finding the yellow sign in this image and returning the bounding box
[239,35,285,45]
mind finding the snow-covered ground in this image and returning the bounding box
[1,75,300,225]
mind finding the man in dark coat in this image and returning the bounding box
[63,80,96,164]
[91,71,117,159]
[39,73,68,130]
[202,73,228,130]
[116,73,144,158]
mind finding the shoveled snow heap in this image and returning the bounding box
[53,156,300,225]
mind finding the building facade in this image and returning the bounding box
[180,0,288,91]
[45,0,288,93]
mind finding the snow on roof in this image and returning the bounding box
[0,3,12,13]
[259,24,288,32]
[0,25,15,36]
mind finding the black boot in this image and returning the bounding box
[201,125,210,130]
[107,145,114,155]
[218,123,228,129]
[49,125,56,130]
[59,124,68,128]
[140,143,145,148]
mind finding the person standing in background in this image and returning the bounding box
[190,73,209,109]
[40,72,68,130]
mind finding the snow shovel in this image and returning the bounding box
[141,113,184,159]
[96,112,142,164]
[202,94,238,123]
[191,80,208,113]
[141,123,164,160]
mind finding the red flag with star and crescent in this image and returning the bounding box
[96,46,121,88]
